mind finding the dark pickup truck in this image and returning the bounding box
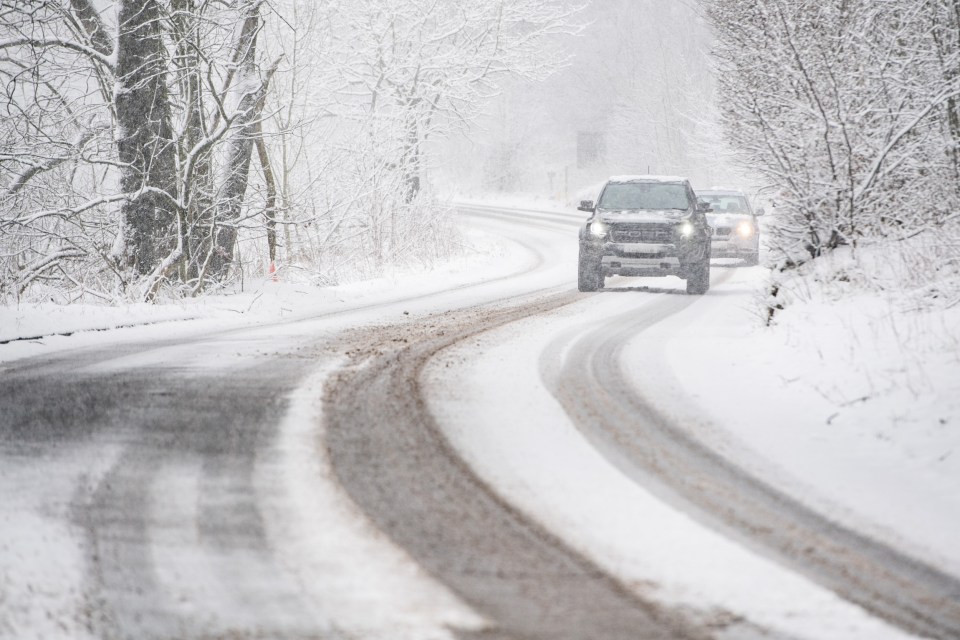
[577,175,712,294]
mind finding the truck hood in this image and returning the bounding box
[596,209,689,224]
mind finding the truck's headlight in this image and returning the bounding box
[737,221,754,238]
[590,221,609,238]
[679,221,695,238]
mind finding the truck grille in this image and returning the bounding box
[713,227,732,237]
[610,224,674,244]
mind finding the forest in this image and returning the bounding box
[2,0,958,308]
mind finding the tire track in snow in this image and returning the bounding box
[322,289,716,640]
[0,205,580,638]
[543,288,960,640]
[69,359,329,639]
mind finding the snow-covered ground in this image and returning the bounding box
[428,206,958,638]
[426,320,906,639]
[0,227,518,364]
[646,263,960,577]
[1,204,957,638]
[0,224,531,640]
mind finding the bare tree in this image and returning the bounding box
[0,0,282,301]
[115,0,179,279]
[253,0,580,282]
[707,0,960,248]
[0,1,117,300]
[704,0,960,313]
[329,0,579,199]
[1,0,580,299]
[207,2,280,281]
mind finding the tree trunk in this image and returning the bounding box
[402,112,421,204]
[69,0,113,57]
[255,130,278,264]
[945,0,960,195]
[209,2,280,280]
[116,0,178,277]
[208,5,265,280]
[171,0,214,282]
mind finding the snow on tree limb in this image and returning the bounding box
[1,0,582,301]
[705,0,960,306]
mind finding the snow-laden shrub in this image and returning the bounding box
[706,0,960,311]
[1,0,578,304]
[764,221,960,328]
[244,0,577,288]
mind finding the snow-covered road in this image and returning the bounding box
[0,204,957,640]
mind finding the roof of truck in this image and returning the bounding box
[607,175,689,184]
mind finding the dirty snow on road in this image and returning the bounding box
[423,264,942,640]
[1,205,957,639]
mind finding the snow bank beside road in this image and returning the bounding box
[257,364,484,639]
[424,294,917,640]
[640,265,960,577]
[0,303,198,344]
[0,226,519,364]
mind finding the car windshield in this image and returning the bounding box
[598,182,690,210]
[702,194,749,213]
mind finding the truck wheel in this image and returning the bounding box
[685,257,710,295]
[578,253,603,292]
[742,252,759,267]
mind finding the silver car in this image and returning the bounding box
[698,188,764,266]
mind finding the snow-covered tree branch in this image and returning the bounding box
[1,0,581,301]
[704,0,960,307]
[0,0,287,301]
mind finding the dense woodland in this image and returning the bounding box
[704,0,960,307]
[0,0,576,302]
[2,0,958,305]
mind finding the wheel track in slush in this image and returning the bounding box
[0,206,574,639]
[322,288,719,640]
[543,296,960,640]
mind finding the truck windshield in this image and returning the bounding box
[598,183,690,210]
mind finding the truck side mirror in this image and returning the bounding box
[755,207,766,216]
[578,200,595,212]
[697,201,712,213]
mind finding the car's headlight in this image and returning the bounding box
[590,221,609,238]
[679,221,695,238]
[736,221,755,238]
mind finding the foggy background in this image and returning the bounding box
[435,0,750,203]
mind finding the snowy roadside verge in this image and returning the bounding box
[454,194,577,215]
[0,304,202,345]
[422,293,917,640]
[0,225,523,364]
[254,362,485,639]
[645,263,960,577]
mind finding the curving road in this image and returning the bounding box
[322,289,712,640]
[544,293,960,640]
[0,203,956,639]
